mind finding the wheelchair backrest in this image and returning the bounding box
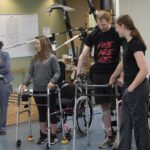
[57,61,66,84]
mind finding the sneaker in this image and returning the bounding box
[37,131,48,144]
[50,134,58,145]
[112,136,119,150]
[99,136,113,149]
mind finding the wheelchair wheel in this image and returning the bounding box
[76,96,93,135]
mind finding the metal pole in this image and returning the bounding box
[73,83,78,150]
[61,0,76,58]
[47,88,51,149]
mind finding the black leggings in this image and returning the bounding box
[33,91,57,124]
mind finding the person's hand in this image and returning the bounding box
[117,78,124,87]
[109,75,117,85]
[73,79,77,84]
[47,82,55,89]
[73,73,80,84]
[20,84,27,93]
[127,86,134,92]
[73,79,79,84]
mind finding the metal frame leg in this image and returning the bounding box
[27,97,33,140]
[113,98,122,149]
[16,94,21,142]
[73,84,78,150]
[47,89,51,149]
[57,87,66,142]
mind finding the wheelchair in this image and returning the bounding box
[55,80,93,136]
[56,61,93,135]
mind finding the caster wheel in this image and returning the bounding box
[16,139,22,148]
[61,138,68,144]
[27,135,33,141]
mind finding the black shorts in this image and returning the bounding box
[92,73,115,104]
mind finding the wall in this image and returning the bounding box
[38,0,68,58]
[0,0,68,52]
[0,0,67,89]
[119,0,150,70]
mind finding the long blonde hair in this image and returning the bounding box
[33,36,52,61]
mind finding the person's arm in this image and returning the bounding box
[48,55,60,89]
[128,51,149,92]
[117,71,124,87]
[50,56,60,84]
[76,45,90,76]
[0,52,10,74]
[109,60,123,85]
[23,58,34,86]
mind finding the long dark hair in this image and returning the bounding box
[116,15,146,49]
[33,36,52,61]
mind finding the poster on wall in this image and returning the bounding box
[0,14,38,58]
[42,26,51,36]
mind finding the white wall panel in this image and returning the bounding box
[119,0,150,70]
